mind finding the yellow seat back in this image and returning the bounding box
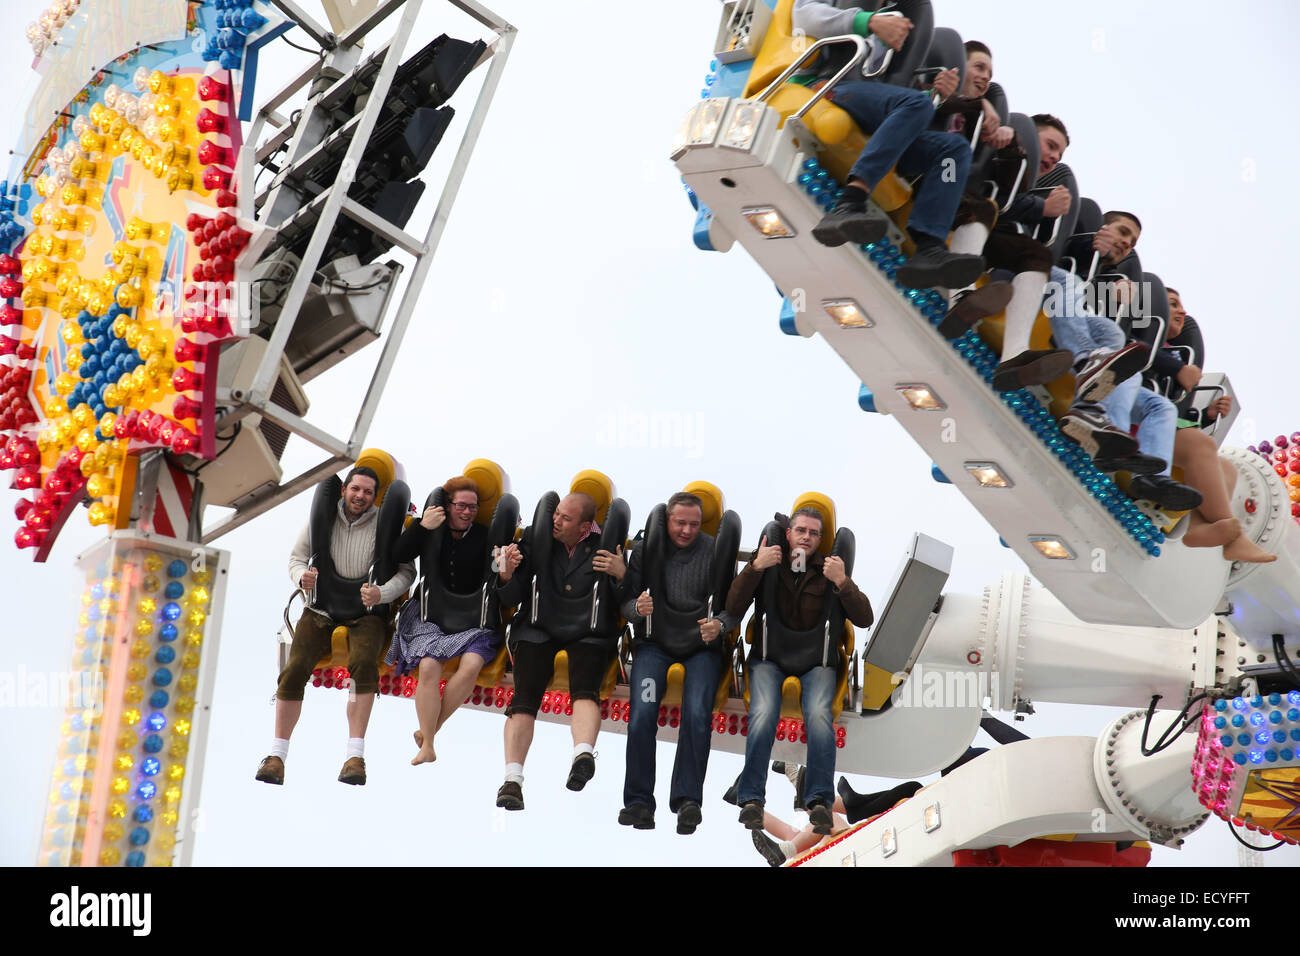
[570,469,614,525]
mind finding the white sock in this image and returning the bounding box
[573,743,594,759]
[504,762,524,784]
[346,737,364,759]
[949,222,988,257]
[270,738,289,761]
[1000,271,1050,361]
[778,839,797,860]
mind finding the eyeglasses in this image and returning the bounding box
[450,502,479,512]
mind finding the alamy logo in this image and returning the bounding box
[49,886,151,936]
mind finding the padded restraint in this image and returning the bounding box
[420,487,520,632]
[308,475,371,622]
[922,26,965,92]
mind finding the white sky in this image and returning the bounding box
[1,0,1297,868]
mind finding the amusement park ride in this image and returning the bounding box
[4,0,1298,868]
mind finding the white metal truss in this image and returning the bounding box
[199,0,515,543]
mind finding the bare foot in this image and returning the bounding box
[1223,534,1277,564]
[413,729,423,747]
[411,744,437,765]
[1184,517,1241,548]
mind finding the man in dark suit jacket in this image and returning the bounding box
[494,492,626,810]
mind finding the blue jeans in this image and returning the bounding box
[1044,267,1126,363]
[623,642,722,813]
[737,660,838,808]
[825,81,970,239]
[1104,385,1176,475]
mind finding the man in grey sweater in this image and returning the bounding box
[255,467,415,786]
[616,492,738,834]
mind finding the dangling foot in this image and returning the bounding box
[1183,517,1240,549]
[1223,534,1277,564]
[411,743,437,765]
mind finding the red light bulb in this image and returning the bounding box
[14,526,41,549]
[195,109,228,135]
[171,425,199,455]
[197,75,229,102]
[174,338,204,364]
[172,367,204,392]
[202,167,231,191]
[0,278,22,298]
[198,141,233,168]
[0,254,18,275]
[0,305,20,326]
[14,467,40,490]
[215,189,237,208]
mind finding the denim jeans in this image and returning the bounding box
[737,660,838,808]
[623,642,722,813]
[1044,267,1126,363]
[1104,384,1176,475]
[824,81,970,239]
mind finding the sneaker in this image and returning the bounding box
[1127,473,1203,512]
[992,348,1074,392]
[255,755,284,785]
[566,752,596,791]
[676,801,703,835]
[1091,451,1167,475]
[1073,342,1150,404]
[738,801,764,830]
[338,756,366,786]
[809,802,834,835]
[936,281,1014,339]
[792,765,807,812]
[1059,402,1139,460]
[811,199,890,248]
[496,780,525,811]
[618,803,655,830]
[722,776,740,806]
[896,246,986,290]
[752,829,788,867]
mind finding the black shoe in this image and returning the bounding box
[1059,402,1139,460]
[838,776,924,825]
[896,246,986,290]
[752,829,787,867]
[1091,451,1167,475]
[811,200,890,248]
[722,776,740,806]
[566,752,595,791]
[618,803,655,830]
[1127,473,1203,512]
[496,780,524,811]
[676,801,703,835]
[1072,342,1150,405]
[808,802,834,835]
[992,348,1074,392]
[738,801,764,830]
[770,761,786,775]
[937,281,1014,339]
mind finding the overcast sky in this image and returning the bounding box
[1,0,1297,868]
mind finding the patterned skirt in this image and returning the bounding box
[385,599,501,676]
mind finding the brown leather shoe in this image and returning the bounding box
[255,755,284,785]
[338,756,366,785]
